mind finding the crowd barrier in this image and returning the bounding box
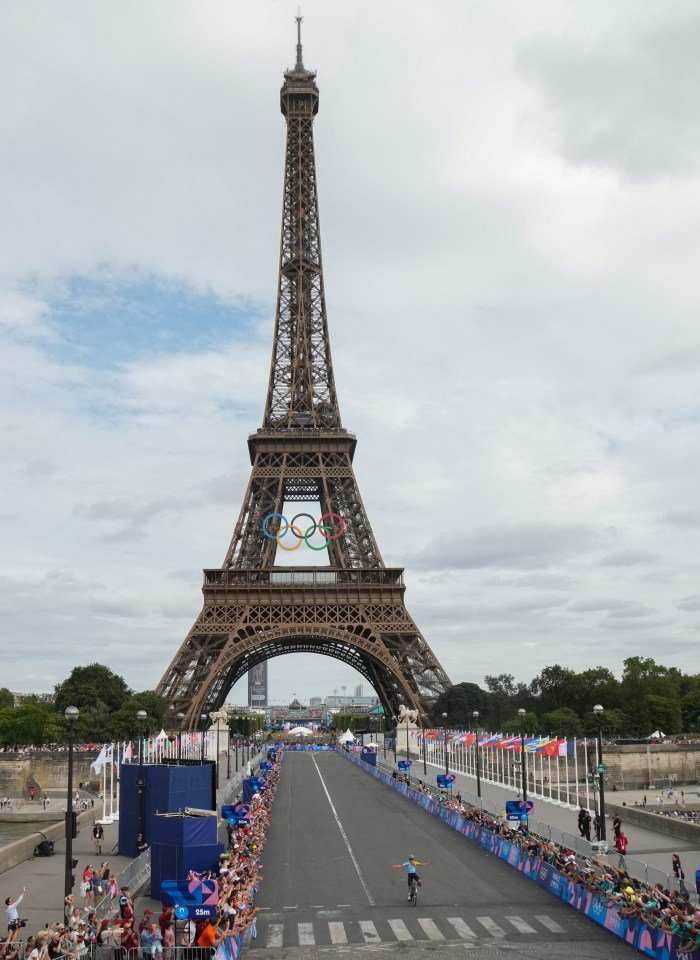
[339,749,685,960]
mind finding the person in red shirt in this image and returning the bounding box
[138,909,155,936]
[158,906,173,936]
[614,831,628,867]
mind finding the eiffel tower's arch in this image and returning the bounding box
[160,619,437,728]
[157,23,451,722]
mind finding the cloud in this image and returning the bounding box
[407,523,597,572]
[678,595,700,612]
[662,511,700,527]
[569,599,655,618]
[517,7,700,179]
[597,549,660,567]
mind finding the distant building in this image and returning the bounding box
[354,683,364,697]
[248,662,268,708]
[12,691,54,707]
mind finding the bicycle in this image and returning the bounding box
[408,875,418,906]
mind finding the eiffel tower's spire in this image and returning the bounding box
[263,18,338,430]
[295,12,304,71]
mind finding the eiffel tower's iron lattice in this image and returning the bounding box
[158,22,451,727]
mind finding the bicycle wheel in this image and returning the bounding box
[411,881,418,906]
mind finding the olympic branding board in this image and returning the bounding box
[505,800,534,823]
[162,879,218,918]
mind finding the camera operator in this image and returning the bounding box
[4,887,27,943]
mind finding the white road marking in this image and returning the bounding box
[267,923,284,947]
[476,916,506,938]
[328,922,348,944]
[387,919,413,941]
[505,915,536,933]
[535,914,566,933]
[311,755,376,906]
[359,921,381,943]
[298,923,315,945]
[417,918,444,940]
[447,917,477,939]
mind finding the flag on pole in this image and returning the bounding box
[91,745,109,774]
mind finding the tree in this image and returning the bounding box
[107,692,168,740]
[55,664,131,714]
[645,695,682,735]
[430,682,492,727]
[483,674,530,726]
[529,665,578,715]
[542,708,582,738]
[0,688,14,710]
[501,711,539,734]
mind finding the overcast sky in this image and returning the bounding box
[2,1,699,706]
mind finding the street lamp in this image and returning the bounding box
[136,710,147,843]
[442,712,449,776]
[473,710,481,799]
[200,714,207,761]
[593,704,607,842]
[420,715,427,776]
[518,708,527,803]
[382,714,386,760]
[227,722,232,779]
[64,705,79,898]
[176,712,184,764]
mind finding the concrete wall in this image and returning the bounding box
[0,753,99,799]
[604,800,700,844]
[0,807,97,876]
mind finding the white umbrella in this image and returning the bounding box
[289,726,311,735]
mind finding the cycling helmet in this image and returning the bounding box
[408,854,415,859]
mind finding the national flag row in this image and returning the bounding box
[412,731,595,756]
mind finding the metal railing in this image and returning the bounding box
[94,848,151,923]
[216,749,265,807]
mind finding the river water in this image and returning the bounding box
[0,821,60,849]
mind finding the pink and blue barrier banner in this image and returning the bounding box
[339,750,684,959]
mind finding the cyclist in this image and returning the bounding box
[391,855,431,900]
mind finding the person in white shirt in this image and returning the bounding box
[4,886,27,942]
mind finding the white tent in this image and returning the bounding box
[647,730,666,740]
[338,729,356,743]
[155,729,168,740]
[289,726,311,736]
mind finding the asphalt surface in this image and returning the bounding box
[251,752,634,959]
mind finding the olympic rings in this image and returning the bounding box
[261,512,345,550]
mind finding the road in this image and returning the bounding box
[251,752,633,959]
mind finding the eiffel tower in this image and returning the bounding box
[158,21,451,726]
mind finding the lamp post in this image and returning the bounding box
[200,713,207,761]
[593,704,607,842]
[393,714,399,765]
[136,709,147,843]
[382,714,386,760]
[64,705,79,898]
[176,712,184,764]
[442,712,449,776]
[473,710,481,799]
[518,708,527,803]
[227,723,232,779]
[420,716,427,776]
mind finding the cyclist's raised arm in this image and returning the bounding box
[390,864,403,869]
